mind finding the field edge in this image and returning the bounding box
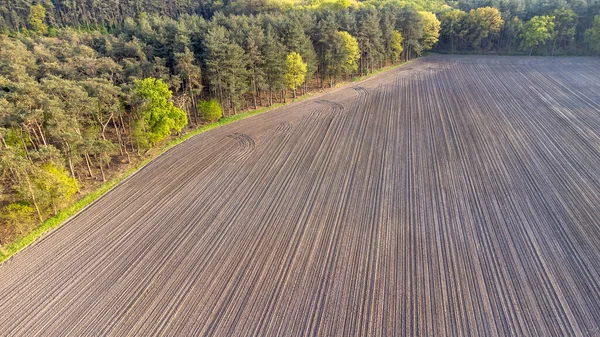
[0,60,412,265]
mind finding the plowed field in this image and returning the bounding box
[2,55,600,336]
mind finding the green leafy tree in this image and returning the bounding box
[391,31,404,62]
[27,4,48,34]
[552,9,577,54]
[467,7,504,51]
[284,18,317,94]
[521,16,555,55]
[419,11,441,51]
[285,52,308,98]
[1,203,36,238]
[585,15,600,54]
[198,99,223,123]
[0,146,43,222]
[134,78,188,146]
[504,17,524,52]
[34,164,78,215]
[441,9,468,53]
[336,31,360,77]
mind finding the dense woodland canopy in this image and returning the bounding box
[0,0,599,246]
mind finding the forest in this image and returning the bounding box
[1,0,600,247]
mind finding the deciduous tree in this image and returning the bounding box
[134,77,187,146]
[521,15,555,55]
[467,7,504,51]
[198,99,223,123]
[441,9,467,53]
[336,31,360,77]
[27,4,48,34]
[419,11,441,51]
[285,52,307,98]
[585,15,600,53]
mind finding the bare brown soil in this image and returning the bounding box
[1,55,600,336]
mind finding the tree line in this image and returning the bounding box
[437,0,600,55]
[0,1,441,246]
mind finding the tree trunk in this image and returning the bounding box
[258,89,263,106]
[0,132,7,149]
[111,116,124,156]
[35,121,47,146]
[65,144,80,193]
[19,131,32,163]
[252,79,257,109]
[84,152,94,178]
[25,175,43,222]
[98,157,106,182]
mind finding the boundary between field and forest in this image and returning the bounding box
[0,60,412,264]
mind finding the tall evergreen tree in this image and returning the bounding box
[397,5,424,61]
[245,24,266,109]
[356,7,384,74]
[175,47,202,123]
[262,25,286,105]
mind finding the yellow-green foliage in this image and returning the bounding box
[199,99,223,123]
[265,0,303,11]
[307,0,360,10]
[419,11,441,50]
[467,7,504,50]
[392,30,404,61]
[521,15,555,53]
[285,52,308,93]
[27,4,48,34]
[1,203,36,237]
[134,78,188,146]
[35,164,78,215]
[338,31,360,75]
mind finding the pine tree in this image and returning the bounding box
[381,7,398,64]
[356,7,384,74]
[284,18,317,94]
[262,25,286,105]
[313,12,340,87]
[245,24,266,109]
[397,5,423,61]
[204,24,248,114]
[175,47,202,123]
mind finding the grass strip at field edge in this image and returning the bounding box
[0,60,412,264]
